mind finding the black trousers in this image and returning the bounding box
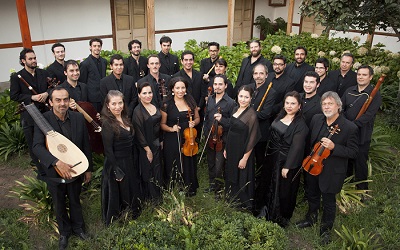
[306,173,336,231]
[347,142,370,190]
[21,117,39,167]
[206,146,225,190]
[47,178,85,236]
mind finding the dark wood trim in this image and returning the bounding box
[346,29,398,37]
[16,0,32,49]
[0,35,113,50]
[292,23,300,27]
[110,0,116,50]
[155,25,227,34]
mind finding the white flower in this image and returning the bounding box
[380,66,390,74]
[373,66,382,75]
[329,50,336,56]
[390,53,400,59]
[290,32,296,37]
[311,33,319,38]
[357,47,368,56]
[352,36,361,42]
[342,50,351,55]
[317,51,325,57]
[37,63,44,69]
[271,45,282,54]
[397,70,400,79]
[384,50,391,54]
[332,57,340,64]
[353,62,362,70]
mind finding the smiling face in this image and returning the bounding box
[107,95,124,117]
[284,96,301,116]
[303,76,319,95]
[139,85,153,104]
[64,63,80,82]
[237,89,251,108]
[172,81,187,99]
[53,46,65,62]
[130,42,141,56]
[356,68,373,89]
[315,62,327,77]
[50,89,70,119]
[181,54,194,71]
[250,42,261,58]
[322,96,340,119]
[90,41,102,57]
[209,45,219,60]
[253,64,267,85]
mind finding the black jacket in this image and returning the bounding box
[123,56,148,84]
[78,55,107,103]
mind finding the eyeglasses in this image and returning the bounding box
[273,63,284,67]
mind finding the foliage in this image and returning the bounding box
[367,126,395,174]
[0,121,27,161]
[335,225,382,250]
[300,0,400,40]
[255,16,287,37]
[0,209,30,250]
[0,89,19,125]
[336,176,371,214]
[9,175,57,233]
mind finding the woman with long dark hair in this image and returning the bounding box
[258,91,308,227]
[101,90,140,225]
[224,85,261,210]
[132,82,162,203]
[161,76,200,196]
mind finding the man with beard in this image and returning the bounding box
[203,74,236,194]
[173,51,207,138]
[47,43,66,83]
[123,39,148,83]
[296,91,358,245]
[79,38,107,112]
[315,58,336,96]
[341,65,381,191]
[249,64,277,212]
[158,36,180,77]
[285,46,314,93]
[200,42,220,83]
[270,55,296,118]
[328,53,357,97]
[10,48,50,168]
[235,40,272,95]
[33,86,93,249]
[100,54,138,117]
[137,55,171,108]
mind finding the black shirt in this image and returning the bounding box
[317,75,336,96]
[60,81,88,102]
[158,52,180,77]
[90,54,103,76]
[46,60,66,83]
[55,111,72,140]
[285,62,314,93]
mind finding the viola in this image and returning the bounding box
[182,108,199,157]
[302,125,340,176]
[207,107,223,152]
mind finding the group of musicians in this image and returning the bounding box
[10,36,381,248]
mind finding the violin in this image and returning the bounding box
[207,107,223,152]
[182,108,198,157]
[302,125,340,176]
[158,78,168,98]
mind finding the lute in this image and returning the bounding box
[23,103,89,178]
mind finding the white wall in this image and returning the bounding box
[0,0,112,83]
[154,0,228,50]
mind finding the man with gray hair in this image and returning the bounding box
[296,91,358,245]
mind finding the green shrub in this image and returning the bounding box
[0,209,30,250]
[9,175,57,233]
[0,89,19,125]
[335,225,382,250]
[0,121,27,160]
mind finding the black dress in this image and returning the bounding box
[101,121,141,225]
[263,118,308,225]
[132,103,162,202]
[163,100,199,195]
[225,106,261,210]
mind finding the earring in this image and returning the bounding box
[172,92,175,95]
[185,92,187,95]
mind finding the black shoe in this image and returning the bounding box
[277,217,290,228]
[320,231,331,245]
[256,206,268,219]
[75,232,89,240]
[59,235,69,250]
[295,219,314,229]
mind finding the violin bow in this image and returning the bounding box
[176,117,184,173]
[198,123,214,164]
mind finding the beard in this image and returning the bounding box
[251,50,261,57]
